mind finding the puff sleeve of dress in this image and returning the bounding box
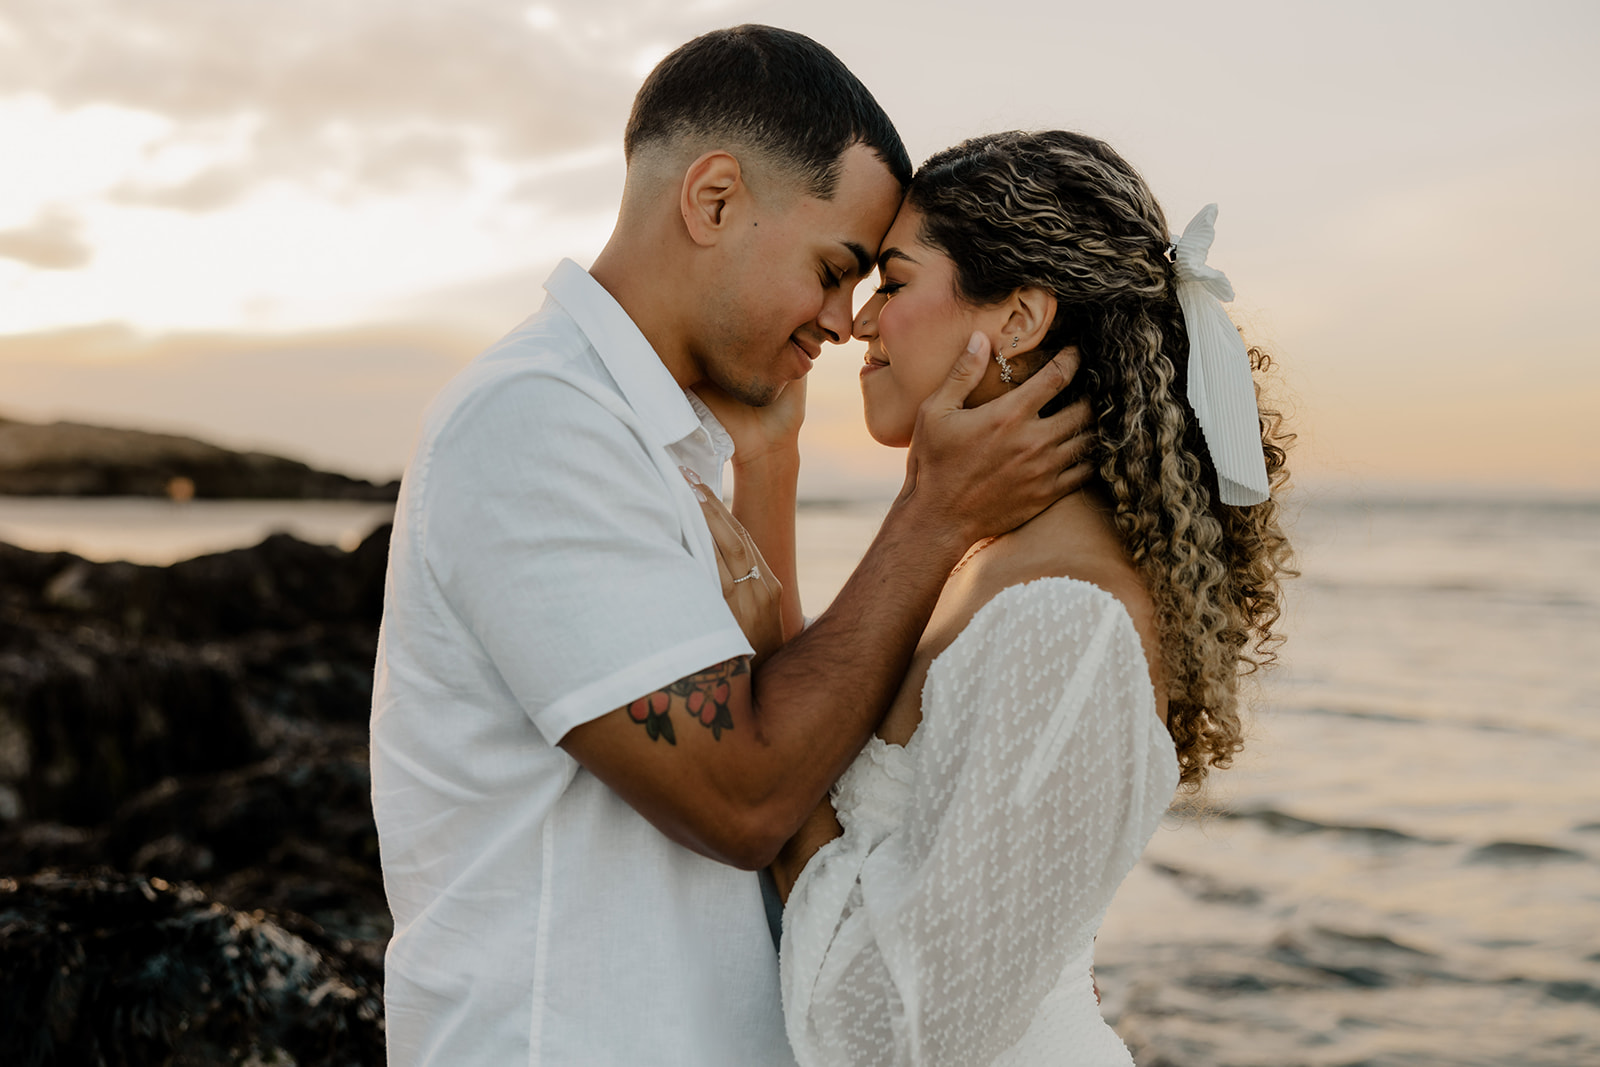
[780,578,1180,1067]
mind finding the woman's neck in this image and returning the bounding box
[995,481,1125,571]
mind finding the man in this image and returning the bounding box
[371,25,1090,1066]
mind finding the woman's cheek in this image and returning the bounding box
[878,298,908,344]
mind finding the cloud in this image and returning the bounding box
[0,321,487,478]
[0,207,92,269]
[109,165,256,212]
[0,0,755,211]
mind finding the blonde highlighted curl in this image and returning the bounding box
[910,130,1296,788]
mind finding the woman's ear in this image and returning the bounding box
[998,286,1057,354]
[679,151,744,247]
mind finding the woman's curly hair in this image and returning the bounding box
[909,130,1296,788]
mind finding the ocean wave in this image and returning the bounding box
[1295,575,1600,611]
[1223,806,1447,847]
[1146,861,1263,907]
[1311,495,1600,517]
[1267,925,1446,991]
[1282,702,1581,739]
[1542,980,1600,1007]
[1098,917,1600,1066]
[1463,840,1588,865]
[1288,703,1430,727]
[1308,926,1439,956]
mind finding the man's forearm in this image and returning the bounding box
[730,493,970,845]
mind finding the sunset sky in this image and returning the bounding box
[1,0,1595,495]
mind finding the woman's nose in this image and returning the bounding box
[853,292,883,341]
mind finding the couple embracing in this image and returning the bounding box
[371,23,1293,1067]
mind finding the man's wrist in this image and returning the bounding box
[881,491,973,571]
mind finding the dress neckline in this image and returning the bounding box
[895,576,1162,750]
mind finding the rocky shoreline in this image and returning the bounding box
[0,525,393,1063]
[0,416,399,499]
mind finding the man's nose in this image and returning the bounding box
[817,285,856,345]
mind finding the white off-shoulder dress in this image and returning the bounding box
[780,578,1180,1066]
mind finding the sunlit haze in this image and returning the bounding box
[1,0,1595,492]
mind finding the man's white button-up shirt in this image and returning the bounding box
[372,259,795,1066]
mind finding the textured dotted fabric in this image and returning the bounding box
[780,578,1180,1066]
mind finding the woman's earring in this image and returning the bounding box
[995,335,1021,384]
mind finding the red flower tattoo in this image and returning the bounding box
[626,660,746,745]
[627,690,675,744]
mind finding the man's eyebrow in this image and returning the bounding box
[840,241,873,277]
[875,247,916,274]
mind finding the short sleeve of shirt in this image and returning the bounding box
[416,368,754,746]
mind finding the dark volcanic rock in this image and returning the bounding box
[0,871,384,1066]
[0,624,261,825]
[0,526,391,825]
[0,753,390,940]
[103,755,389,944]
[0,415,398,499]
[0,524,395,1058]
[0,523,391,642]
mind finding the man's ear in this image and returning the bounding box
[999,286,1058,354]
[680,151,745,247]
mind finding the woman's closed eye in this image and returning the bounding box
[873,279,903,296]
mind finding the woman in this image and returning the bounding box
[704,129,1293,1065]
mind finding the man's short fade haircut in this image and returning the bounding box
[624,24,912,198]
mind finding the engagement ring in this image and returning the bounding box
[732,565,761,584]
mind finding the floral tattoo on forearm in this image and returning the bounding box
[626,659,746,744]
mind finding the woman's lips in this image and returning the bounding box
[860,352,888,377]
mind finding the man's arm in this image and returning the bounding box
[562,335,1092,868]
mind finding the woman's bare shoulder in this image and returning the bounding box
[965,554,1167,722]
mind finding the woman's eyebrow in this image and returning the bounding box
[876,247,917,273]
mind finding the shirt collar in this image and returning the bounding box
[684,389,736,467]
[543,258,703,450]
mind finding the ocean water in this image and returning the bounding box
[0,496,396,563]
[4,491,1596,1064]
[796,493,1600,1067]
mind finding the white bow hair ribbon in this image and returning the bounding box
[1172,204,1270,507]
